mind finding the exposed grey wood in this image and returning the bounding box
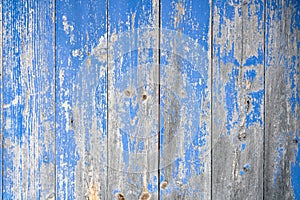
[264,0,300,199]
[72,51,108,199]
[0,1,299,199]
[107,0,159,199]
[212,1,264,199]
[160,0,211,199]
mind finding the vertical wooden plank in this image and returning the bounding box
[107,0,159,199]
[55,1,107,199]
[2,0,55,199]
[264,0,300,199]
[160,0,211,199]
[0,2,2,199]
[212,0,264,199]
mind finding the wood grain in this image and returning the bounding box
[212,0,264,199]
[264,0,300,199]
[55,1,107,199]
[107,0,159,199]
[2,0,55,199]
[0,1,299,199]
[0,3,3,200]
[160,0,211,199]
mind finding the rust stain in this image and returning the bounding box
[87,182,99,200]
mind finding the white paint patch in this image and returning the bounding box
[62,15,75,44]
[62,15,74,34]
[72,49,83,59]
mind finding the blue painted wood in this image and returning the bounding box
[2,0,55,199]
[160,0,211,199]
[0,3,2,200]
[55,0,107,199]
[212,0,265,198]
[1,0,299,199]
[265,0,300,199]
[107,0,159,199]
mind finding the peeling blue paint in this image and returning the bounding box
[56,0,107,198]
[220,43,240,67]
[246,89,264,128]
[244,69,257,83]
[120,129,130,167]
[240,143,246,151]
[225,4,235,21]
[273,142,284,187]
[244,163,250,170]
[288,55,300,118]
[2,0,299,199]
[291,134,300,200]
[244,46,264,66]
[225,68,240,134]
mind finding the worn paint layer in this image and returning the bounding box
[107,0,159,199]
[160,0,211,199]
[1,0,299,199]
[2,0,55,199]
[265,0,300,199]
[212,0,265,199]
[55,0,107,199]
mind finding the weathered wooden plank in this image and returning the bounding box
[107,0,159,199]
[160,0,211,199]
[264,0,300,199]
[0,2,3,200]
[212,0,264,199]
[55,1,107,199]
[2,0,55,199]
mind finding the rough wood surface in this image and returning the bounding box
[212,0,264,199]
[1,0,299,199]
[55,1,107,199]
[2,1,55,199]
[160,0,211,199]
[264,0,300,199]
[0,3,3,200]
[107,0,159,199]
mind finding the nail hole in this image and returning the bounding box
[142,94,147,100]
[293,139,298,144]
[243,164,250,172]
[116,193,125,200]
[245,97,251,112]
[160,181,168,189]
[238,132,246,141]
[125,90,131,97]
[180,90,186,97]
